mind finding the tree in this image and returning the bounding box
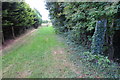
[2,2,42,43]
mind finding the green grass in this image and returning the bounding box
[2,26,71,78]
[3,26,118,78]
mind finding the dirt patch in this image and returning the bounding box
[16,70,32,78]
[51,47,83,78]
[3,64,14,74]
[53,47,65,55]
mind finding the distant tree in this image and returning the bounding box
[33,8,42,28]
[42,20,49,23]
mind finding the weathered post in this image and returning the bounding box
[11,26,15,39]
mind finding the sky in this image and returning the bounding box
[25,0,50,21]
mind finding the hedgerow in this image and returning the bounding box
[2,2,42,42]
[46,2,120,59]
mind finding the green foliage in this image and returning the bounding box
[2,2,42,28]
[2,2,42,40]
[67,40,119,78]
[81,51,119,78]
[46,2,119,47]
[46,2,66,33]
[64,36,119,78]
[33,8,42,28]
[2,2,34,27]
[46,2,120,53]
[42,20,49,23]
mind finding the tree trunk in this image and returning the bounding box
[2,32,4,44]
[91,19,107,54]
[109,35,114,60]
[11,26,15,39]
[108,20,114,60]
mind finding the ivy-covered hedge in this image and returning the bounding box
[46,2,120,60]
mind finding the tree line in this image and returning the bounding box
[2,2,42,43]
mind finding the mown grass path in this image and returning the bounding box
[2,26,81,78]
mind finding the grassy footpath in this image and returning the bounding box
[2,26,119,78]
[2,26,78,78]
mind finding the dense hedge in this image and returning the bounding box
[46,2,120,61]
[2,2,42,43]
[46,2,120,78]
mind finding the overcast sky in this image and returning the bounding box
[25,0,50,20]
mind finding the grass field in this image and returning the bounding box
[2,26,78,78]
